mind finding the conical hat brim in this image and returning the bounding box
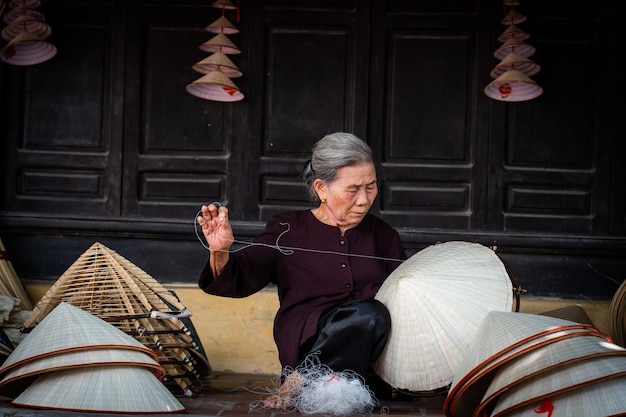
[373,241,513,392]
[0,302,157,376]
[0,348,165,398]
[475,336,626,416]
[11,366,185,413]
[503,377,626,417]
[443,311,606,417]
[490,355,626,416]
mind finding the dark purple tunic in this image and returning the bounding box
[198,210,406,370]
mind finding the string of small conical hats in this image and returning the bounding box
[484,0,543,102]
[0,0,57,66]
[186,0,244,102]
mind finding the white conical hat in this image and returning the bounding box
[475,336,626,417]
[0,302,156,376]
[11,366,185,413]
[373,241,513,392]
[443,311,607,417]
[0,348,164,398]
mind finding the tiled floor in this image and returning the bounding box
[0,372,448,417]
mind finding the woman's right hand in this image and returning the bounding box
[197,203,234,252]
[197,203,234,276]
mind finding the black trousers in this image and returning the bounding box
[299,298,391,378]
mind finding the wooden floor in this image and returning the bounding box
[0,372,448,417]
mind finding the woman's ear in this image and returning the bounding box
[313,178,326,202]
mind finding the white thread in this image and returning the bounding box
[194,211,405,263]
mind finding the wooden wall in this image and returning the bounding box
[0,0,624,300]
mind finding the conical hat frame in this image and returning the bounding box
[22,242,209,396]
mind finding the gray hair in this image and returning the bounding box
[302,132,374,202]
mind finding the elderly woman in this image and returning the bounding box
[197,132,406,409]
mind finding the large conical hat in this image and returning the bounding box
[0,348,164,398]
[475,335,626,417]
[11,366,185,413]
[373,241,513,393]
[490,356,626,417]
[443,311,607,417]
[503,376,626,417]
[0,302,156,376]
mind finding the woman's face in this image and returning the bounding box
[315,161,378,230]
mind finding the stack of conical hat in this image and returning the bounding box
[187,0,244,102]
[0,0,57,66]
[21,242,211,397]
[1,302,184,413]
[443,311,626,417]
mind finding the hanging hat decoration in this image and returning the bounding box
[484,0,542,102]
[0,0,56,66]
[187,0,243,102]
